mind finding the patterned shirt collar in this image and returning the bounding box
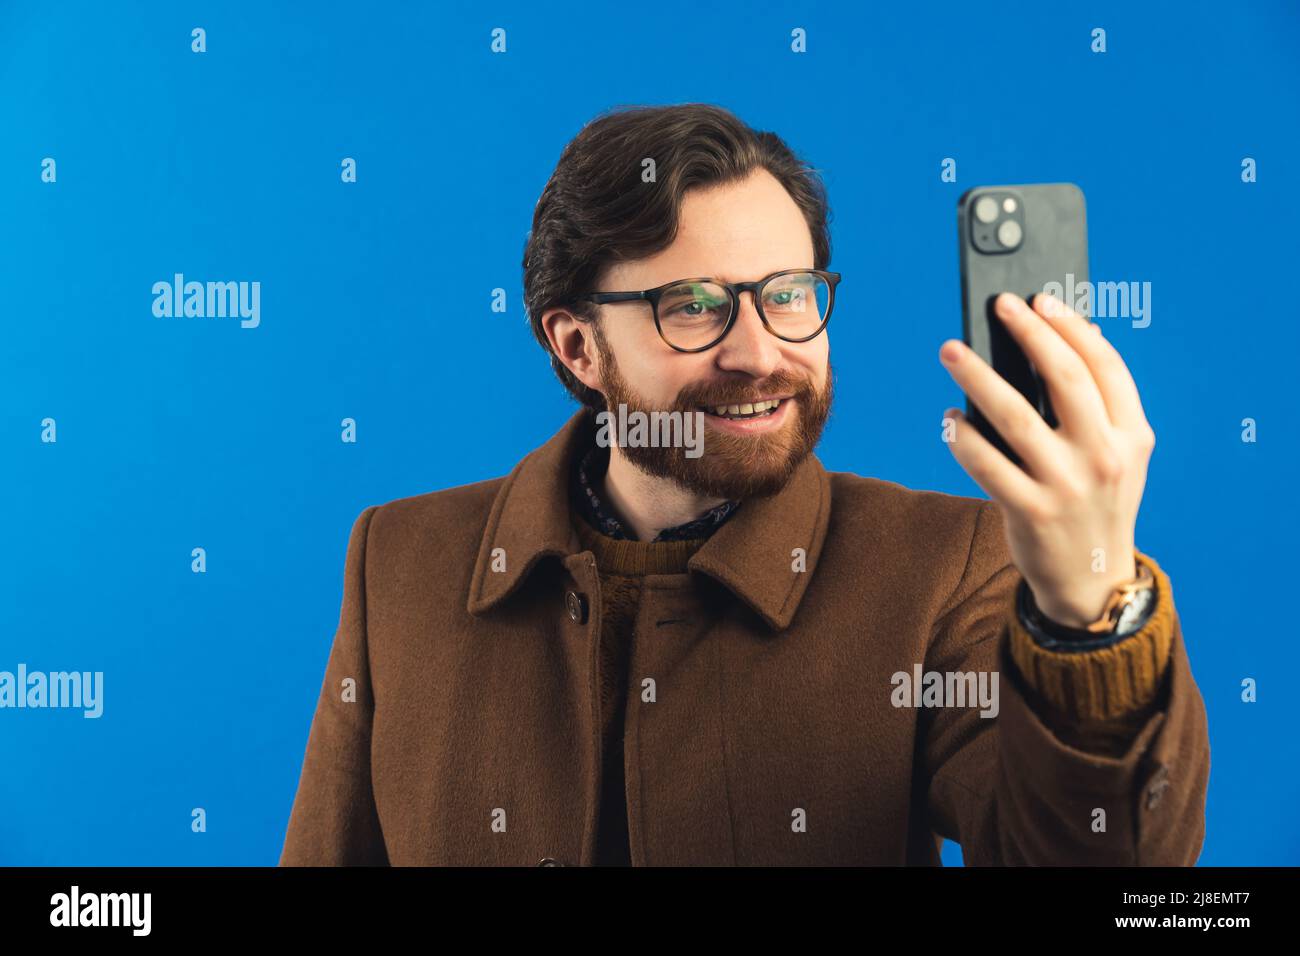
[571,440,741,542]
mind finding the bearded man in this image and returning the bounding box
[281,103,1209,867]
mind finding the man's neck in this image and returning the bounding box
[600,445,731,543]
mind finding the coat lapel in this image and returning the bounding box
[467,407,834,631]
[686,451,832,630]
[465,410,592,616]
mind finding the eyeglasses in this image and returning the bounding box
[575,268,842,353]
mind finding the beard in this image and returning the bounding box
[591,326,834,500]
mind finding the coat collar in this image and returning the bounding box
[466,408,833,631]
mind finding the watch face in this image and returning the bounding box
[1116,588,1156,636]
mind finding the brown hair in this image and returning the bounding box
[522,103,833,410]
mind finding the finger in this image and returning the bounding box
[1031,292,1150,433]
[939,338,1071,485]
[941,407,1048,511]
[995,293,1112,450]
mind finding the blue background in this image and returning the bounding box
[2,0,1295,866]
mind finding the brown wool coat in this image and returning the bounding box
[280,409,1210,866]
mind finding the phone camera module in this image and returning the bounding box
[969,191,1025,255]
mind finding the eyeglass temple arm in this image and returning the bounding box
[579,292,648,304]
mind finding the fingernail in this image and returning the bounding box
[1038,293,1063,316]
[940,341,962,363]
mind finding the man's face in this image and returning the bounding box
[588,167,834,500]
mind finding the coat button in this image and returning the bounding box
[537,857,565,867]
[565,590,588,624]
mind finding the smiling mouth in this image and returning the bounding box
[697,397,789,420]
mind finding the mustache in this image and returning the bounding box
[675,372,814,409]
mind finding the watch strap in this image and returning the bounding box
[1007,549,1176,723]
[1017,554,1158,652]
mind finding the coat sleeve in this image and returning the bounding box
[280,505,390,865]
[920,499,1210,865]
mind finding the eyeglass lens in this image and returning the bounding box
[656,272,831,349]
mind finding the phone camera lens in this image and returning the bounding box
[996,219,1023,248]
[974,196,999,223]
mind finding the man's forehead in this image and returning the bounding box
[605,257,812,288]
[605,238,812,287]
[599,172,813,287]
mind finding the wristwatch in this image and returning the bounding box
[1016,558,1157,652]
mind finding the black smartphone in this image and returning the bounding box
[956,182,1088,469]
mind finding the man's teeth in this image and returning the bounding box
[704,398,783,418]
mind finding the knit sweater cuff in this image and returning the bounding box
[1008,549,1175,724]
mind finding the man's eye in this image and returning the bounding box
[668,299,722,317]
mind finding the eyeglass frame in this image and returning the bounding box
[574,268,842,353]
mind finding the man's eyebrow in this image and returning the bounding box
[669,273,731,284]
[656,275,717,289]
[699,270,800,284]
[662,270,797,286]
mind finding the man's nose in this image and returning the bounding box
[714,292,782,375]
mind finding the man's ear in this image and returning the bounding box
[542,307,602,392]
